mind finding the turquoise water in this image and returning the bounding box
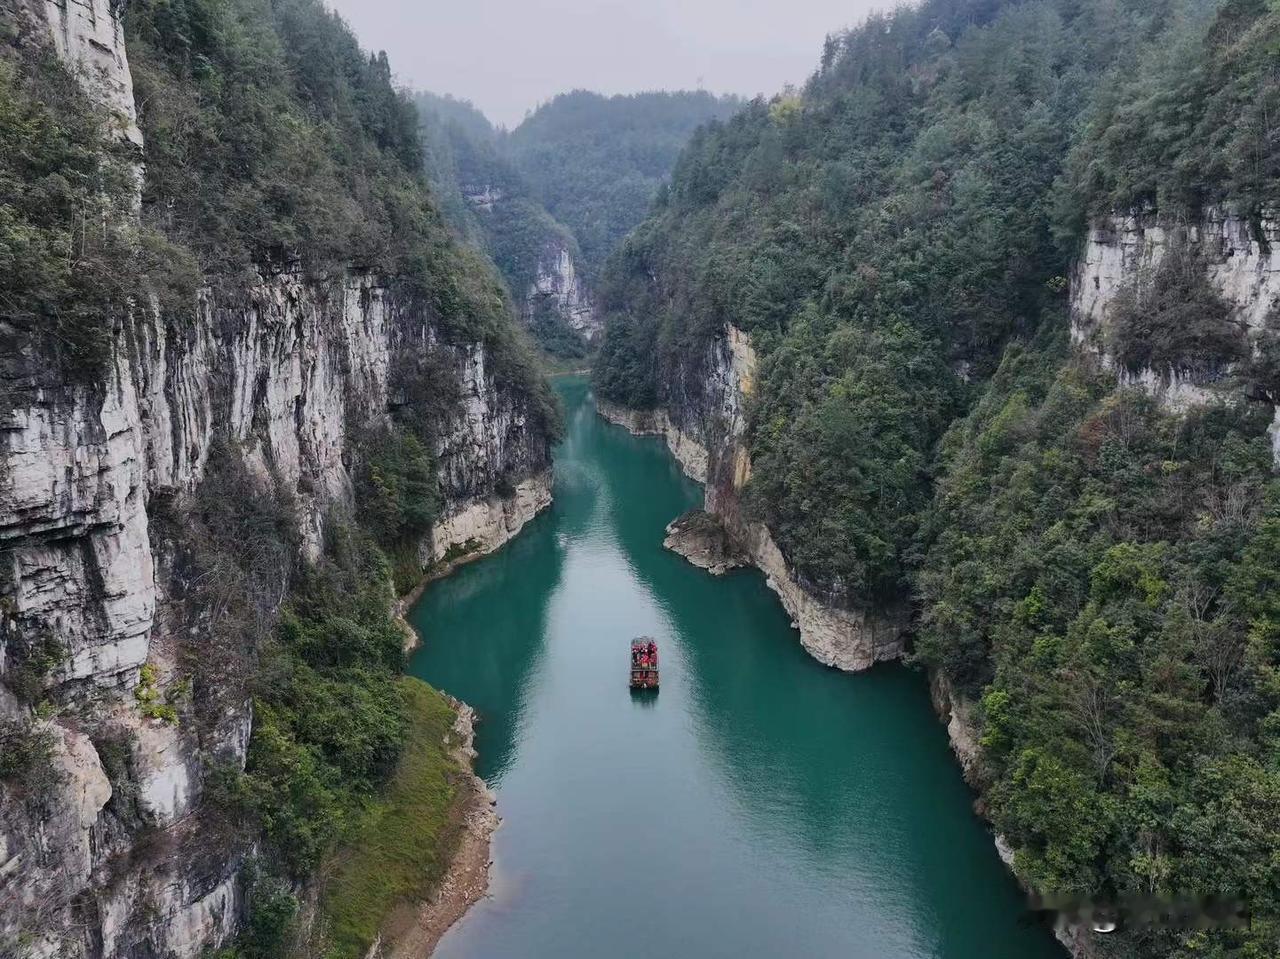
[407,376,1064,959]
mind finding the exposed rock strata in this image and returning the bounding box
[0,2,552,955]
[523,243,601,341]
[1071,208,1280,455]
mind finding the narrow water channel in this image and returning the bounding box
[407,376,1065,959]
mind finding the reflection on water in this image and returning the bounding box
[407,377,1065,959]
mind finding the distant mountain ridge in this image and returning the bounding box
[415,89,743,359]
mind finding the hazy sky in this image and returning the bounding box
[325,0,887,128]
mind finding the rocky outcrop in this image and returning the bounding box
[429,468,553,566]
[598,324,906,671]
[0,2,553,956]
[662,511,746,575]
[523,243,601,341]
[1071,208,1280,426]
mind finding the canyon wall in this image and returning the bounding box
[0,2,552,956]
[522,242,601,342]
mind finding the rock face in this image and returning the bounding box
[523,242,601,341]
[598,324,907,671]
[0,3,553,956]
[1071,208,1280,430]
[662,511,746,576]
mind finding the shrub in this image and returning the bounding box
[240,529,410,877]
[354,428,440,550]
[1105,243,1246,378]
[0,720,58,796]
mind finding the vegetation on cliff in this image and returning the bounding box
[917,334,1280,952]
[416,91,591,358]
[0,5,191,378]
[123,0,556,434]
[595,0,1280,951]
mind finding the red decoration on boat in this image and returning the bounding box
[630,637,659,689]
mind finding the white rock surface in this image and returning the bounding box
[523,243,601,339]
[429,470,554,564]
[1071,208,1280,432]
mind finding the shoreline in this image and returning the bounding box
[378,474,554,955]
[379,701,499,959]
[399,471,554,654]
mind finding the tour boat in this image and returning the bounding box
[630,637,659,689]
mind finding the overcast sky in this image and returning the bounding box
[325,0,887,128]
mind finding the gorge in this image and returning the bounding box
[3,0,1280,956]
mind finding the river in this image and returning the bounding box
[407,376,1065,959]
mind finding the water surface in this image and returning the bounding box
[408,376,1063,959]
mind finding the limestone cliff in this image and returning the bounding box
[0,2,553,956]
[1071,207,1280,434]
[523,242,601,342]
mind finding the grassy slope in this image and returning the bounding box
[319,678,465,958]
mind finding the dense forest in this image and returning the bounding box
[595,0,1280,953]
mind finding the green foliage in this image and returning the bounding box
[124,0,558,440]
[319,678,463,959]
[506,90,743,279]
[598,0,1129,599]
[4,633,64,705]
[0,720,57,791]
[209,871,299,959]
[526,298,589,360]
[1060,0,1280,228]
[240,878,297,959]
[417,92,580,298]
[748,314,957,602]
[126,0,420,277]
[592,307,660,409]
[230,529,410,876]
[916,338,1280,953]
[133,662,183,724]
[0,15,192,378]
[354,427,441,550]
[595,0,1280,951]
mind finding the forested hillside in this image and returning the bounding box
[416,92,595,359]
[505,90,743,278]
[595,0,1280,953]
[414,89,742,360]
